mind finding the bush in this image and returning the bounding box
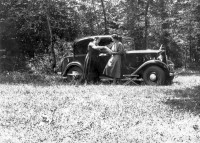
[28,54,53,75]
[187,62,200,70]
[0,56,28,72]
[27,39,73,75]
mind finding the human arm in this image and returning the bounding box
[89,42,113,54]
[101,46,112,54]
[89,42,105,50]
[106,42,114,49]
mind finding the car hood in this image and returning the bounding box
[126,49,163,54]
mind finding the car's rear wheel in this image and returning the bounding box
[143,66,166,85]
[65,66,83,84]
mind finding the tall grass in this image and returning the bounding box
[0,72,200,143]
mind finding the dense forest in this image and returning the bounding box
[0,0,200,72]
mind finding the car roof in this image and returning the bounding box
[74,35,111,42]
[74,35,134,43]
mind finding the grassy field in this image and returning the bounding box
[1,71,200,143]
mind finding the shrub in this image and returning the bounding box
[28,54,53,75]
[0,56,29,72]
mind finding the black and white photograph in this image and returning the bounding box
[0,0,200,142]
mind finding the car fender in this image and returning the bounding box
[133,60,169,75]
[62,61,84,76]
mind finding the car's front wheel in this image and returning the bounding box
[65,66,83,84]
[143,66,166,85]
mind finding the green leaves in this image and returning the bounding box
[1,0,200,70]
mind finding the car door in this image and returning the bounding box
[73,38,92,66]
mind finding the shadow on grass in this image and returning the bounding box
[164,85,200,114]
[0,72,110,86]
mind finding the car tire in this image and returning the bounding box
[65,66,83,84]
[143,66,166,85]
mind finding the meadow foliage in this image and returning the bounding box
[0,71,200,142]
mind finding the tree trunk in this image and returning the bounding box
[100,0,109,34]
[92,0,100,34]
[144,0,150,49]
[189,36,192,62]
[184,46,187,69]
[46,0,56,71]
[127,0,136,37]
[159,0,169,54]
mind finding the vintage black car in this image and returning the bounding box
[59,35,174,85]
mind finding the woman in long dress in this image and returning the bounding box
[83,37,107,83]
[103,34,124,84]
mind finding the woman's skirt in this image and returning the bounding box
[103,55,121,78]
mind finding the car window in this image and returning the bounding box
[74,39,92,55]
[122,39,135,51]
[98,37,113,46]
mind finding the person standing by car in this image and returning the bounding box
[103,34,125,84]
[83,37,107,84]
